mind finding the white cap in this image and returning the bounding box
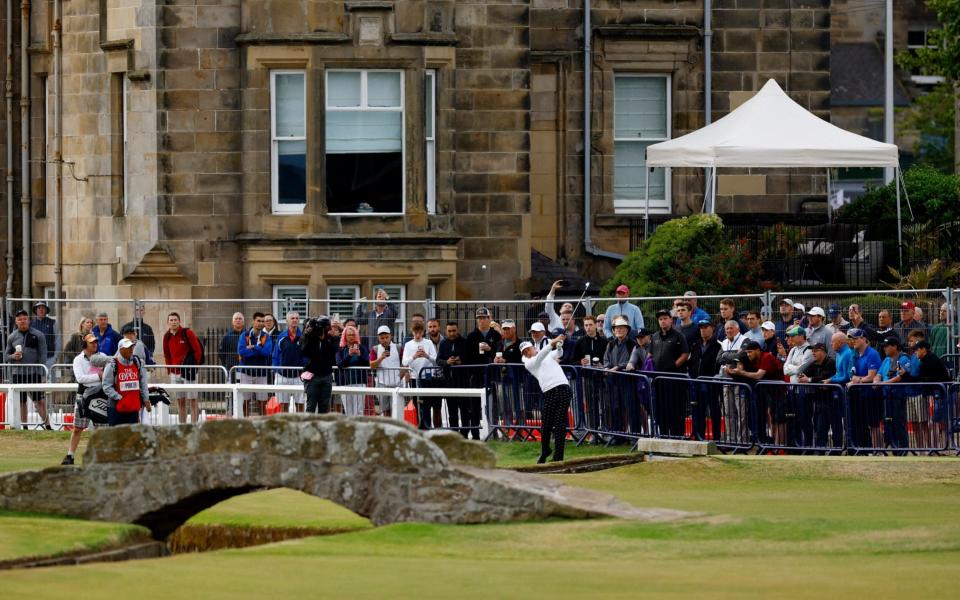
[761,320,776,331]
[376,325,391,335]
[118,338,135,350]
[519,341,533,352]
[807,306,825,317]
[793,302,806,312]
[529,322,545,332]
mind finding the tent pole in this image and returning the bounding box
[896,165,903,271]
[644,166,650,239]
[710,167,718,214]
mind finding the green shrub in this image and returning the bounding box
[837,165,960,223]
[601,214,764,298]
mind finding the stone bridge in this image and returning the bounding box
[0,415,689,539]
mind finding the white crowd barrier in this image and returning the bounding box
[0,382,488,438]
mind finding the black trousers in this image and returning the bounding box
[541,384,572,461]
[305,375,333,414]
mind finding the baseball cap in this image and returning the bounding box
[634,328,652,338]
[900,301,916,311]
[779,297,794,307]
[881,336,901,348]
[828,303,841,316]
[615,284,630,294]
[550,327,565,337]
[537,311,550,320]
[121,324,136,335]
[118,338,136,350]
[475,307,491,317]
[760,320,776,331]
[811,342,828,352]
[741,340,761,351]
[14,308,28,317]
[697,319,713,328]
[655,308,671,318]
[914,340,931,351]
[529,322,546,333]
[786,326,806,337]
[847,328,865,339]
[793,302,806,313]
[501,320,515,329]
[519,341,533,352]
[807,307,825,318]
[376,325,392,335]
[32,300,48,311]
[612,316,630,328]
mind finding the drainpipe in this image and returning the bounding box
[20,0,30,297]
[582,0,624,261]
[53,0,61,300]
[5,0,14,298]
[704,0,713,213]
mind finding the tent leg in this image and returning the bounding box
[710,167,718,214]
[896,166,903,271]
[644,167,650,239]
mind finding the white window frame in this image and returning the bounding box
[43,287,58,317]
[613,73,672,215]
[325,69,406,216]
[327,285,361,324]
[425,284,437,319]
[373,284,406,334]
[270,70,307,215]
[906,27,937,49]
[425,69,436,215]
[272,285,309,321]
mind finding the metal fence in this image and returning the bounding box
[1,288,958,385]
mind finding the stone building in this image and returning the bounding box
[0,0,902,317]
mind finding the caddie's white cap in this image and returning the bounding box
[519,341,533,352]
[118,338,135,350]
[377,325,392,335]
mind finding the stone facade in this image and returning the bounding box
[0,1,916,304]
[0,415,692,539]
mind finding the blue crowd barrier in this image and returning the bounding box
[847,382,952,455]
[574,367,651,444]
[409,363,960,456]
[755,381,846,454]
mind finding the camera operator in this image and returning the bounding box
[300,316,338,414]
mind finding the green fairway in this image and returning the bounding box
[0,511,144,563]
[2,455,959,597]
[2,431,960,597]
[0,430,80,473]
[486,439,632,467]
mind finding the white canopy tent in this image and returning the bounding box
[643,79,910,266]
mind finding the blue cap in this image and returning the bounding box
[697,319,713,327]
[847,328,864,339]
[828,303,841,316]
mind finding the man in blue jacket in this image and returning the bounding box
[92,312,121,357]
[238,312,274,416]
[603,284,644,338]
[272,311,306,412]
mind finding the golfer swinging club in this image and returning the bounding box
[520,334,572,464]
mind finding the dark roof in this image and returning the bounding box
[529,250,590,296]
[831,42,910,107]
